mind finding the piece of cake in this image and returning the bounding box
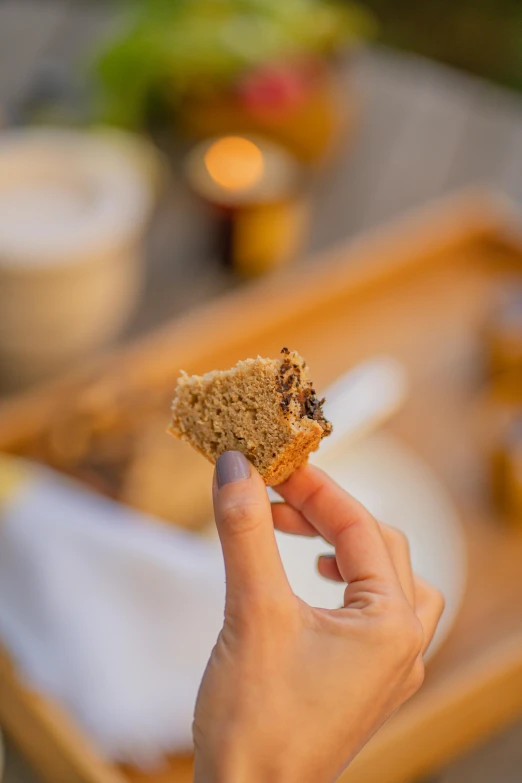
[169,348,332,485]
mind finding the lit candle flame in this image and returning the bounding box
[204,136,264,192]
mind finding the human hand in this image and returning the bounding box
[193,451,444,783]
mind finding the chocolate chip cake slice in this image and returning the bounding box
[169,348,332,485]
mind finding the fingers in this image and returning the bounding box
[275,465,398,588]
[271,503,318,537]
[274,505,415,608]
[318,559,445,656]
[379,523,415,608]
[280,510,417,607]
[316,522,415,605]
[414,576,445,654]
[273,475,413,603]
[276,484,415,608]
[213,451,292,608]
[317,525,443,653]
[276,466,444,649]
[317,554,343,582]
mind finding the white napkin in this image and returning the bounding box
[0,463,225,768]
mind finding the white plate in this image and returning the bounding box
[275,433,467,658]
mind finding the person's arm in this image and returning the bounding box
[193,451,444,783]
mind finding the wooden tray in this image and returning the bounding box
[2,190,522,783]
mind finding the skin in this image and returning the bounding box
[193,458,445,783]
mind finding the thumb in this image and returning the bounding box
[213,451,292,609]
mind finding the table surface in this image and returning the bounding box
[1,0,522,341]
[1,2,522,783]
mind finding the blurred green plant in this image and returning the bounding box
[92,0,376,128]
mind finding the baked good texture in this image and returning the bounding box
[169,348,332,485]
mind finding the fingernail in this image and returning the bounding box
[216,451,251,488]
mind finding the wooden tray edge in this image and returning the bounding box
[343,631,522,783]
[0,186,520,448]
[0,647,126,783]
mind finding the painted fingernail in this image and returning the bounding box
[216,451,251,488]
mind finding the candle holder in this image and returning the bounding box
[184,134,309,277]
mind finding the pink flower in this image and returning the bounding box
[237,60,318,118]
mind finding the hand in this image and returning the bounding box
[193,451,444,783]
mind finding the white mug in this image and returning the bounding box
[0,128,159,391]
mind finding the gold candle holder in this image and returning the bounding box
[185,134,308,277]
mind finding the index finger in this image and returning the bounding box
[275,465,398,587]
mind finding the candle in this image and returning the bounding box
[185,134,308,276]
[203,136,265,192]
